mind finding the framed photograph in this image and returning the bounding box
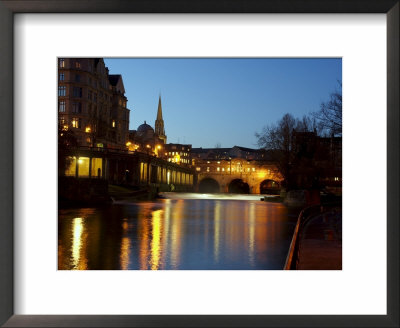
[0,0,398,327]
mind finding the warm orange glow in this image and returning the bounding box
[71,217,87,270]
[151,209,163,270]
[85,126,91,133]
[157,145,162,149]
[146,144,151,148]
[120,237,131,270]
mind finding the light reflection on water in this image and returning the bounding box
[58,193,296,270]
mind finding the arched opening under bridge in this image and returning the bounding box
[228,179,250,194]
[260,179,280,195]
[198,178,220,193]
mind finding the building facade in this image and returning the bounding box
[58,58,130,149]
[164,143,192,166]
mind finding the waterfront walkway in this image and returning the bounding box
[296,210,342,270]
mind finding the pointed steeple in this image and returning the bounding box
[157,95,163,120]
[155,95,167,144]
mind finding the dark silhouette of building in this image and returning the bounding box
[58,58,130,149]
[127,96,167,156]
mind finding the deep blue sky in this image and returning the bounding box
[104,58,341,148]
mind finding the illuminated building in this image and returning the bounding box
[164,144,192,166]
[58,58,130,149]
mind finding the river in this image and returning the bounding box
[58,193,299,270]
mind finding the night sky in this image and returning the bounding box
[104,58,341,148]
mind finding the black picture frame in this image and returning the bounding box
[0,1,398,327]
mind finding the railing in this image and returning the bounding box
[284,205,322,270]
[284,204,341,270]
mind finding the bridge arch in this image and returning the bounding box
[228,179,250,194]
[198,178,220,193]
[260,179,280,195]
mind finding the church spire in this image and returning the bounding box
[155,95,167,144]
[157,95,163,120]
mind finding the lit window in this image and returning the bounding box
[112,120,116,128]
[85,126,91,133]
[217,167,220,171]
[75,61,81,69]
[59,59,65,68]
[206,167,210,172]
[59,73,64,81]
[247,168,250,172]
[252,168,255,172]
[227,168,230,171]
[58,101,66,112]
[58,86,66,96]
[207,161,210,164]
[222,168,225,172]
[72,118,81,129]
[217,161,220,164]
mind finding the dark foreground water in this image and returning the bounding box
[58,193,298,270]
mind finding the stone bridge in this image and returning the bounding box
[194,158,283,194]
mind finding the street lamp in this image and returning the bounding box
[156,144,162,157]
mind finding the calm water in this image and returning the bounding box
[58,193,298,270]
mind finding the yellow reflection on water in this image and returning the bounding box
[248,202,256,266]
[120,218,131,270]
[151,209,163,270]
[213,201,221,263]
[170,200,183,269]
[162,200,171,270]
[139,208,150,270]
[71,217,87,270]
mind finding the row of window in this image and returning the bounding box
[197,167,261,173]
[58,85,114,102]
[167,158,189,164]
[59,72,81,82]
[59,58,81,69]
[59,116,118,130]
[58,86,82,97]
[168,151,189,157]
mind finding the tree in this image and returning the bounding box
[58,125,78,175]
[255,113,297,188]
[256,113,323,190]
[313,81,342,136]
